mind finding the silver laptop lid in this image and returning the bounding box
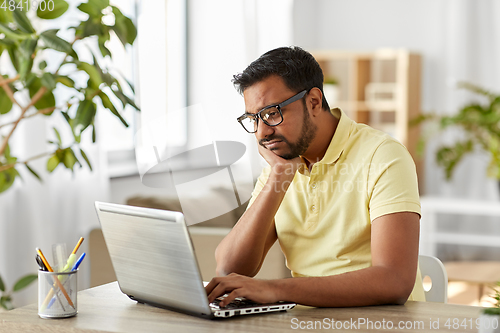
[94,202,212,316]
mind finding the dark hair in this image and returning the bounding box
[232,46,330,111]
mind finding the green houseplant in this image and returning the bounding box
[0,0,139,308]
[484,281,500,316]
[0,0,139,194]
[0,272,37,310]
[479,281,500,333]
[413,82,500,187]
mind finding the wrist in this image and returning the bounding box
[264,171,295,194]
[270,160,300,176]
[268,278,287,302]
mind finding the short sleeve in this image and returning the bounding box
[367,139,421,221]
[247,166,271,209]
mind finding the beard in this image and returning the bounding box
[259,100,318,160]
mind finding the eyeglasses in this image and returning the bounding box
[237,90,307,133]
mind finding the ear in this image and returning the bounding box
[307,87,323,117]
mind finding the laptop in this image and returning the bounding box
[94,201,296,319]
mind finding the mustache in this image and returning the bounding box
[259,134,288,147]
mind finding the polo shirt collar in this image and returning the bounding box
[320,108,351,165]
[298,108,351,173]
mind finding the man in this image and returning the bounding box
[205,46,424,307]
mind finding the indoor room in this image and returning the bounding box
[1,0,499,331]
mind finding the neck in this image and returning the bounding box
[302,110,339,168]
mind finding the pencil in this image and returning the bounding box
[61,237,85,272]
[36,248,75,309]
[71,237,84,255]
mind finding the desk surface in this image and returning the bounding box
[0,282,484,333]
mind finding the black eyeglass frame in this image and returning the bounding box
[237,89,308,133]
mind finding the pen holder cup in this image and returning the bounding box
[38,270,78,318]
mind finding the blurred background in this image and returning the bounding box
[1,0,499,309]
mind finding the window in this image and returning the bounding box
[104,0,187,177]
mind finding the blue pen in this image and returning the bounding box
[70,252,86,271]
[47,253,86,309]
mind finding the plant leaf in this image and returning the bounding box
[0,274,5,291]
[77,61,103,90]
[13,274,37,292]
[98,35,111,58]
[83,20,104,38]
[18,38,38,81]
[62,148,78,171]
[37,0,69,19]
[73,99,96,135]
[28,77,56,111]
[98,91,128,127]
[55,75,75,88]
[0,6,13,24]
[77,3,98,16]
[0,37,14,47]
[41,72,56,91]
[0,296,13,310]
[38,60,47,70]
[12,8,35,34]
[111,6,136,46]
[79,148,92,171]
[0,22,30,40]
[0,168,19,193]
[112,88,139,111]
[39,29,73,54]
[0,78,13,114]
[7,45,19,71]
[53,127,62,145]
[46,154,60,172]
[25,163,42,181]
[89,0,110,11]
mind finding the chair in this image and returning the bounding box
[419,254,448,303]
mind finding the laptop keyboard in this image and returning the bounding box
[210,296,260,309]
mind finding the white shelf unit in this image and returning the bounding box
[313,49,424,190]
[419,196,500,257]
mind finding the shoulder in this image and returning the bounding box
[345,122,411,161]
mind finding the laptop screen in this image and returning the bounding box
[95,202,212,316]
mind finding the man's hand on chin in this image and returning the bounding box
[257,144,302,176]
[205,273,281,307]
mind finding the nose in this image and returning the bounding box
[255,119,275,139]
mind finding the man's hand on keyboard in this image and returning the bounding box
[205,273,280,307]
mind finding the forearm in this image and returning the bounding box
[272,266,416,307]
[215,172,292,276]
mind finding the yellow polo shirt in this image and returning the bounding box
[249,108,425,302]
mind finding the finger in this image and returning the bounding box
[204,276,221,295]
[219,288,243,307]
[207,279,241,304]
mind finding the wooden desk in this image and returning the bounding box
[0,282,483,332]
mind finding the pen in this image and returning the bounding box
[71,252,86,271]
[37,248,75,309]
[37,254,66,310]
[47,253,86,309]
[35,254,47,271]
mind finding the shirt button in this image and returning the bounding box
[311,183,317,189]
[311,205,316,212]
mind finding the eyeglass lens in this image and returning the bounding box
[241,107,282,133]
